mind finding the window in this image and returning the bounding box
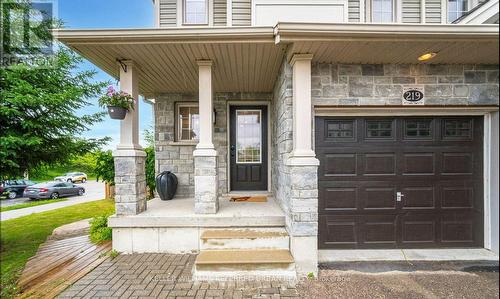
[366,120,394,138]
[372,0,394,23]
[443,119,472,139]
[405,119,432,139]
[177,103,200,141]
[236,110,262,163]
[184,0,208,24]
[326,120,356,141]
[448,0,468,22]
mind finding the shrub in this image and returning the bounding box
[89,214,112,243]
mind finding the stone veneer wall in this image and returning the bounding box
[271,58,319,238]
[271,59,293,221]
[311,64,499,105]
[154,92,272,198]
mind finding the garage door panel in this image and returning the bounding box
[362,215,397,246]
[401,214,437,245]
[401,186,436,209]
[319,215,358,248]
[363,187,396,210]
[321,187,358,211]
[317,116,484,249]
[441,152,474,175]
[402,153,436,175]
[363,153,397,176]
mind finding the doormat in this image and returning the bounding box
[230,196,267,202]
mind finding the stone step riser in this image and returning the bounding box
[201,236,290,250]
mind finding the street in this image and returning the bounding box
[0,180,105,221]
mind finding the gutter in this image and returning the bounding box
[273,22,500,43]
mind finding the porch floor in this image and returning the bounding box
[109,196,286,228]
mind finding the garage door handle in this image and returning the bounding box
[396,192,404,202]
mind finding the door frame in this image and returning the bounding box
[226,101,272,193]
[314,106,499,253]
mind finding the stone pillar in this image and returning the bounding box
[288,54,319,276]
[113,60,147,216]
[193,60,218,214]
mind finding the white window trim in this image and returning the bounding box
[176,102,200,142]
[366,0,398,23]
[446,0,474,23]
[235,109,263,164]
[178,0,213,26]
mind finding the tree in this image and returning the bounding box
[0,49,109,178]
[94,150,115,185]
[0,1,109,178]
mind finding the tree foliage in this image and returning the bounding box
[94,150,115,185]
[0,49,109,178]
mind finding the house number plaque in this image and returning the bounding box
[402,87,425,105]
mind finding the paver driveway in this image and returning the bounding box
[58,253,300,299]
[59,253,499,299]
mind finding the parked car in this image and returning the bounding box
[1,180,36,199]
[24,182,85,200]
[54,172,87,183]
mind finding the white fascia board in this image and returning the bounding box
[457,0,499,24]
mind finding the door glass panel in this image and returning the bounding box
[236,110,262,163]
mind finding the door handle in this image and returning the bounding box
[396,192,404,202]
[230,145,235,157]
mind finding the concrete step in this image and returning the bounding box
[200,228,289,250]
[193,249,296,280]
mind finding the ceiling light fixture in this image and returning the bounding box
[418,52,438,62]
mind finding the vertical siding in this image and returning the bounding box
[159,0,177,27]
[425,0,442,23]
[349,0,361,22]
[232,0,251,26]
[214,0,227,26]
[402,0,422,23]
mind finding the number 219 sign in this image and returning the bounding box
[402,87,425,105]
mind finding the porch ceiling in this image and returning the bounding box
[56,27,285,96]
[56,23,499,97]
[276,23,500,65]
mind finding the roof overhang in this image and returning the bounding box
[275,22,500,65]
[55,23,499,96]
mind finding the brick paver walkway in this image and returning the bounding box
[58,253,300,299]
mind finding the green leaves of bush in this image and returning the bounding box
[89,214,112,243]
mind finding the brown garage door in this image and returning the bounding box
[316,116,484,249]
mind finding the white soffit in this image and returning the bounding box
[56,23,499,95]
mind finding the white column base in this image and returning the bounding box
[291,236,318,277]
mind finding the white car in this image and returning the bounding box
[54,172,88,183]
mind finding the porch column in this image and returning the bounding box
[287,54,319,276]
[113,60,147,216]
[193,60,218,214]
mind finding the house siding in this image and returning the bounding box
[402,0,422,23]
[232,0,252,26]
[159,0,177,27]
[425,0,442,23]
[214,0,227,26]
[311,64,499,106]
[348,0,362,22]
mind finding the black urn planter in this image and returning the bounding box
[107,106,127,120]
[156,171,178,201]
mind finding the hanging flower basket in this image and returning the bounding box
[99,86,135,120]
[107,106,128,120]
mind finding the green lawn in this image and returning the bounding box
[0,199,68,212]
[0,199,114,299]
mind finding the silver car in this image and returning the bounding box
[24,182,85,200]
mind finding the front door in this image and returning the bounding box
[230,106,268,191]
